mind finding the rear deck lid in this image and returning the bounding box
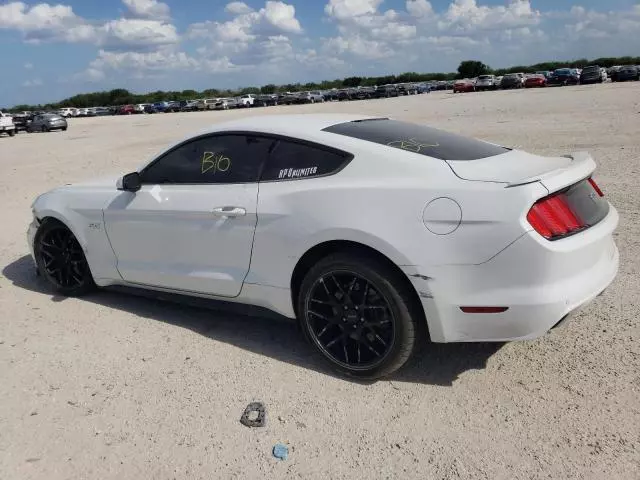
[447,150,596,193]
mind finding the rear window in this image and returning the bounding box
[322,119,510,161]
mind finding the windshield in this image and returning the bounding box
[555,69,571,74]
[478,75,493,80]
[582,66,599,72]
[322,119,510,161]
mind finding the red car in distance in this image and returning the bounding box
[117,104,136,115]
[453,79,475,93]
[525,74,547,88]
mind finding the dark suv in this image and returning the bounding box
[613,66,639,82]
[375,84,399,98]
[580,65,604,84]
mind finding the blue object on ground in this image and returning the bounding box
[273,443,289,460]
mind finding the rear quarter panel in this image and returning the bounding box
[248,144,547,289]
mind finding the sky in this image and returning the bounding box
[1,0,640,106]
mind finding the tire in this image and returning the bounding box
[297,252,418,379]
[33,219,96,296]
[41,125,48,133]
[8,129,15,137]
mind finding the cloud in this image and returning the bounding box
[324,0,383,20]
[439,0,540,33]
[0,1,178,50]
[406,0,434,18]
[90,49,199,72]
[0,1,91,43]
[225,1,254,15]
[22,78,43,87]
[100,19,179,50]
[24,62,33,69]
[122,0,171,21]
[564,4,640,39]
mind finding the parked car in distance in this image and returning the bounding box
[524,74,547,88]
[353,86,376,100]
[336,88,355,101]
[396,83,418,95]
[11,113,31,132]
[0,111,16,136]
[238,94,256,107]
[375,84,399,98]
[117,105,136,115]
[143,105,157,114]
[214,98,239,110]
[27,113,67,132]
[475,75,497,91]
[453,79,475,93]
[500,74,523,89]
[255,94,279,107]
[548,68,580,86]
[196,98,218,111]
[93,107,111,116]
[278,93,299,105]
[165,101,181,113]
[322,89,339,101]
[58,108,76,117]
[580,65,605,84]
[180,100,199,112]
[613,65,639,82]
[151,102,170,113]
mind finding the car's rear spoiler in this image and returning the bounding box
[506,151,597,192]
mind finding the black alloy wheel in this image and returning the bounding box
[298,253,418,379]
[34,220,96,296]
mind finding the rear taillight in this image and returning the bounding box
[527,192,585,239]
[588,177,604,197]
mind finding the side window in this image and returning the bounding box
[141,134,274,185]
[262,140,351,181]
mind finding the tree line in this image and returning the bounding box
[5,56,639,112]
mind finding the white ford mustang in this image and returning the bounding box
[27,114,619,378]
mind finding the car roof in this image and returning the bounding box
[147,114,387,165]
[199,114,381,138]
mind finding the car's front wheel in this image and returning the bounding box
[298,253,418,379]
[34,219,96,296]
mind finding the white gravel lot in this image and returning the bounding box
[1,83,639,479]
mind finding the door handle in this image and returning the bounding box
[212,206,246,217]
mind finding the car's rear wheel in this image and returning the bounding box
[34,219,96,296]
[298,253,418,379]
[41,125,47,133]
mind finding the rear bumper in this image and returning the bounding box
[406,206,619,343]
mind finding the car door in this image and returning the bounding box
[103,133,275,297]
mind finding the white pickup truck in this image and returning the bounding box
[0,111,16,137]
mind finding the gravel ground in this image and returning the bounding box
[1,83,639,479]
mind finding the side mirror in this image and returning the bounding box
[117,172,141,192]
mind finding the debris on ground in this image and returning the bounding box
[240,402,266,428]
[272,443,289,461]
